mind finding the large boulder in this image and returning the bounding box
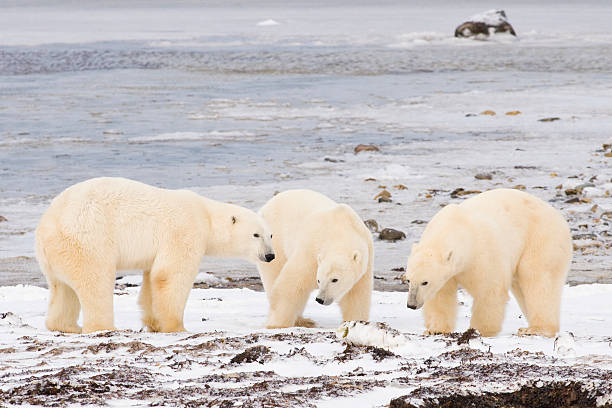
[455,10,516,38]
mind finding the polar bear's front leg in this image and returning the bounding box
[423,278,457,335]
[149,259,200,332]
[76,264,117,334]
[265,259,314,329]
[339,271,372,322]
[470,288,508,337]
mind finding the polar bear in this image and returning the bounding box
[403,188,572,337]
[257,190,373,328]
[35,177,274,334]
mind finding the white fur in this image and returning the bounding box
[257,189,373,328]
[35,177,273,333]
[403,188,572,337]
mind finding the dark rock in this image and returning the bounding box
[364,219,379,233]
[457,328,480,345]
[379,228,406,242]
[455,10,516,38]
[465,113,477,117]
[539,117,561,122]
[450,188,481,198]
[324,157,344,163]
[475,173,493,180]
[354,144,380,154]
[378,196,392,203]
[0,215,7,222]
[230,345,271,365]
[565,197,581,204]
[411,220,427,224]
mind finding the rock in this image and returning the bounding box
[379,228,406,242]
[364,177,376,182]
[230,346,271,364]
[480,110,496,116]
[455,10,516,38]
[378,185,387,189]
[378,196,392,203]
[411,219,427,224]
[374,190,391,201]
[393,184,408,190]
[354,144,380,154]
[465,113,477,117]
[513,184,526,190]
[538,117,561,122]
[505,111,521,116]
[565,188,579,196]
[550,172,558,177]
[474,173,493,180]
[0,216,7,223]
[450,188,481,198]
[605,152,612,158]
[324,157,344,163]
[565,197,581,204]
[364,219,380,233]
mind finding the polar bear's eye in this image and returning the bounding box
[253,233,260,238]
[332,278,338,283]
[270,234,273,239]
[422,281,428,286]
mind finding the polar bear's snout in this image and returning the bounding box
[406,289,423,310]
[264,253,275,262]
[315,292,333,306]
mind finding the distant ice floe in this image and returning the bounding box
[256,19,280,27]
[129,131,256,143]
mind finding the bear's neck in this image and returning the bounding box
[199,197,232,257]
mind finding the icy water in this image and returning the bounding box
[1,0,612,285]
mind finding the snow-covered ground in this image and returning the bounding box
[0,280,611,407]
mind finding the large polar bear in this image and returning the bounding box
[35,177,274,334]
[403,188,572,337]
[257,190,373,328]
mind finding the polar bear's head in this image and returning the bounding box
[403,243,455,309]
[219,205,275,264]
[314,243,368,306]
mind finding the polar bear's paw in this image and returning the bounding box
[295,317,317,328]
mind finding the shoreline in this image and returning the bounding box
[3,254,610,291]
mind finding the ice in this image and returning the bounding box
[256,19,280,27]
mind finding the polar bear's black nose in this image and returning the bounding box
[407,304,417,310]
[315,297,324,305]
[265,253,275,262]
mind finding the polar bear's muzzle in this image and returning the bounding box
[259,251,275,263]
[406,290,423,310]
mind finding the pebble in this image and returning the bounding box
[354,144,380,154]
[378,196,392,203]
[474,173,493,180]
[379,228,406,242]
[538,117,561,122]
[480,110,496,116]
[505,111,521,116]
[450,188,481,198]
[374,190,391,201]
[364,219,379,233]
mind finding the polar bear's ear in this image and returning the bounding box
[231,216,237,224]
[352,250,361,263]
[446,250,453,262]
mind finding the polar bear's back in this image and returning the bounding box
[37,177,206,270]
[457,188,571,261]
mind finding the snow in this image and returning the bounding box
[0,283,611,406]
